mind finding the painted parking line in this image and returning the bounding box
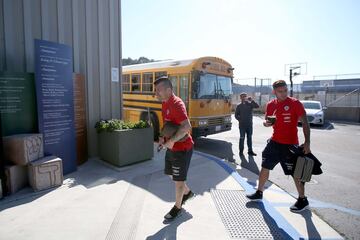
[286,192,360,217]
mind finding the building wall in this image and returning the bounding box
[0,0,123,157]
[325,107,360,123]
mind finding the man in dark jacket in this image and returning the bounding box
[235,92,259,156]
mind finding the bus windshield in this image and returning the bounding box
[193,72,232,99]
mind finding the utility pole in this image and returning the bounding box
[260,78,263,106]
[289,66,300,97]
[325,86,329,107]
[289,69,293,97]
[254,77,257,101]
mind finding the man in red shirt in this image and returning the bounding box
[247,80,311,212]
[154,76,195,221]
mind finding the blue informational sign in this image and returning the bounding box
[34,39,77,174]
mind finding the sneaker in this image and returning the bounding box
[182,191,195,205]
[164,205,182,221]
[248,151,257,156]
[246,190,263,201]
[290,197,309,212]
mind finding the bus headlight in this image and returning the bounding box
[198,119,208,126]
[224,116,232,123]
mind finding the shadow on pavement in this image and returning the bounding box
[298,209,322,240]
[0,186,61,212]
[0,144,230,210]
[195,137,273,191]
[194,137,236,162]
[240,154,260,175]
[0,159,119,211]
[0,157,129,212]
[146,210,193,240]
[245,201,292,240]
[298,120,335,130]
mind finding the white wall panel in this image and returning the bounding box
[110,0,121,119]
[98,0,111,120]
[1,0,122,157]
[23,0,41,72]
[3,0,25,72]
[85,0,101,156]
[57,0,73,46]
[0,0,5,71]
[41,0,58,42]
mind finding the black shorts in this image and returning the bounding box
[262,140,297,175]
[165,148,193,181]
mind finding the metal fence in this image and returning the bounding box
[292,75,360,107]
[232,78,273,108]
[233,75,360,108]
[292,86,360,108]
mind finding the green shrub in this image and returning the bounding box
[95,119,149,133]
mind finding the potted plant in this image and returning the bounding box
[95,119,154,167]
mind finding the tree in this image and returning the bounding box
[122,57,156,66]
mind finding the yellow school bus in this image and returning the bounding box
[122,56,234,139]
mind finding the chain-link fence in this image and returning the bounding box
[233,75,360,108]
[232,78,273,110]
[292,75,360,108]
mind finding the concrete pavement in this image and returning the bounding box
[0,144,343,240]
[195,114,360,239]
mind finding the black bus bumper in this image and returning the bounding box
[192,123,232,138]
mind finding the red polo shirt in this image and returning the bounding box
[162,94,194,151]
[265,97,306,145]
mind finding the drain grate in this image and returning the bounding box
[211,189,288,240]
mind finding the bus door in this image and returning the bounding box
[179,74,189,109]
[168,75,178,97]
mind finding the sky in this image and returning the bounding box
[122,0,360,84]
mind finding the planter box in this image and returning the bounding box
[98,127,154,167]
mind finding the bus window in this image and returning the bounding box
[193,73,232,99]
[199,73,217,99]
[142,72,153,92]
[169,75,178,96]
[131,74,141,92]
[217,75,232,97]
[122,74,130,92]
[179,74,189,105]
[155,71,167,80]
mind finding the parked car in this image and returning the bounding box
[300,100,326,126]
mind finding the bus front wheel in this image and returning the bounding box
[151,113,160,141]
[140,112,160,141]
